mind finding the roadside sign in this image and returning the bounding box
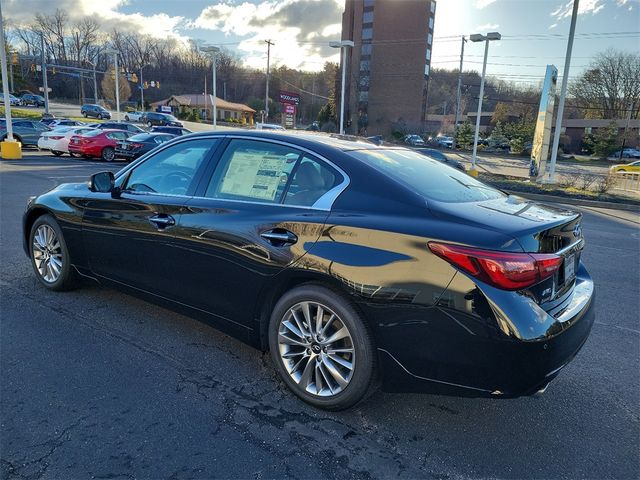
[160,105,172,113]
[38,87,52,92]
[278,91,300,105]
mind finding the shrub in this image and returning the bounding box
[592,174,615,194]
[577,173,598,191]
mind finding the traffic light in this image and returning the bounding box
[131,73,138,83]
[11,53,18,65]
[156,81,160,89]
[143,81,148,89]
[30,64,36,72]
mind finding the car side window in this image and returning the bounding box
[123,139,216,196]
[205,139,301,203]
[283,156,340,207]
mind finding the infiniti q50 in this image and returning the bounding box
[23,132,595,410]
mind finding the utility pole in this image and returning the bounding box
[40,33,49,114]
[223,81,227,101]
[264,39,274,123]
[1,0,15,143]
[454,35,467,130]
[139,65,144,111]
[93,63,98,104]
[546,0,579,183]
[618,101,634,161]
[9,56,14,92]
[115,53,120,120]
[204,74,207,120]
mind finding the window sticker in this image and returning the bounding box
[220,151,288,201]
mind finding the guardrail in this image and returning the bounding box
[611,172,640,192]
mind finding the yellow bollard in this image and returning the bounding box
[1,139,22,159]
[468,168,479,178]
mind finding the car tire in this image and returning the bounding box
[97,114,103,120]
[29,214,77,291]
[618,169,626,172]
[82,154,91,159]
[268,284,377,410]
[101,147,115,162]
[125,115,130,122]
[83,112,87,118]
[52,151,63,156]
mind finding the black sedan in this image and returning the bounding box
[115,132,176,161]
[22,132,595,410]
[141,112,183,128]
[415,147,466,171]
[150,126,193,136]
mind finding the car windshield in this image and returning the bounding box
[348,148,504,203]
[128,133,154,142]
[162,114,178,121]
[82,129,104,137]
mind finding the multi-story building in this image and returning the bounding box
[341,0,436,136]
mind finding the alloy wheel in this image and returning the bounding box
[102,148,115,162]
[277,301,355,397]
[32,224,63,283]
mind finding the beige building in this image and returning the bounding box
[151,94,256,125]
[341,0,437,136]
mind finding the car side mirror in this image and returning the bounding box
[89,171,115,193]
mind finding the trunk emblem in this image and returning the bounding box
[572,223,582,238]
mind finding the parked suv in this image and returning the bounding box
[140,112,182,127]
[20,94,45,107]
[81,104,112,120]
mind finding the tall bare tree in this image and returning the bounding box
[570,49,640,120]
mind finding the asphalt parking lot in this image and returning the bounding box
[1,152,639,480]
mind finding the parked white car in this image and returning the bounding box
[256,123,285,131]
[0,93,22,106]
[38,126,95,156]
[436,136,454,149]
[124,111,144,122]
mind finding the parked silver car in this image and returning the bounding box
[0,119,51,146]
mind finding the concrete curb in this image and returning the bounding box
[504,190,640,212]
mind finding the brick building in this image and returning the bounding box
[341,0,436,136]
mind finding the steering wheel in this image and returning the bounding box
[162,171,192,195]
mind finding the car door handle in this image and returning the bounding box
[148,214,175,229]
[260,229,298,246]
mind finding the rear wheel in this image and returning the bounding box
[52,151,63,157]
[125,115,130,122]
[268,284,377,410]
[29,214,76,291]
[97,114,103,120]
[101,147,115,162]
[83,112,87,118]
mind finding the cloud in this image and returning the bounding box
[2,0,189,44]
[475,0,498,8]
[475,23,500,31]
[192,0,343,70]
[550,0,606,20]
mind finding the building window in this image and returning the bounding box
[427,33,433,45]
[359,91,369,102]
[360,60,370,72]
[361,43,372,56]
[363,11,374,23]
[431,1,436,14]
[424,64,430,76]
[584,127,592,134]
[429,17,434,30]
[362,27,373,40]
[426,48,431,60]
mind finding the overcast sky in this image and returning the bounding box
[3,0,639,85]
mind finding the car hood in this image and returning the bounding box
[428,194,581,252]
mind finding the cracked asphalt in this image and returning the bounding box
[1,153,639,480]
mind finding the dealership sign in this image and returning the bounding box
[278,91,300,105]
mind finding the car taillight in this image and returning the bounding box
[130,142,144,148]
[428,242,563,291]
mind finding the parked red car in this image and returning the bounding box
[68,129,132,161]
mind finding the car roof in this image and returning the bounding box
[185,130,397,153]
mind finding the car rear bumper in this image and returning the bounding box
[371,263,595,397]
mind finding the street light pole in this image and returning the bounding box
[547,0,579,183]
[469,32,501,177]
[105,49,120,120]
[202,46,220,129]
[0,0,14,142]
[40,33,50,114]
[454,36,467,131]
[330,40,354,135]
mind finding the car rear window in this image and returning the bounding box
[347,148,505,203]
[128,133,154,142]
[82,129,104,137]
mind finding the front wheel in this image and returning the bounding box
[52,151,63,156]
[83,112,87,118]
[29,214,76,291]
[268,284,377,410]
[101,147,115,162]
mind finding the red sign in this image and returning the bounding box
[278,91,300,105]
[284,104,295,114]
